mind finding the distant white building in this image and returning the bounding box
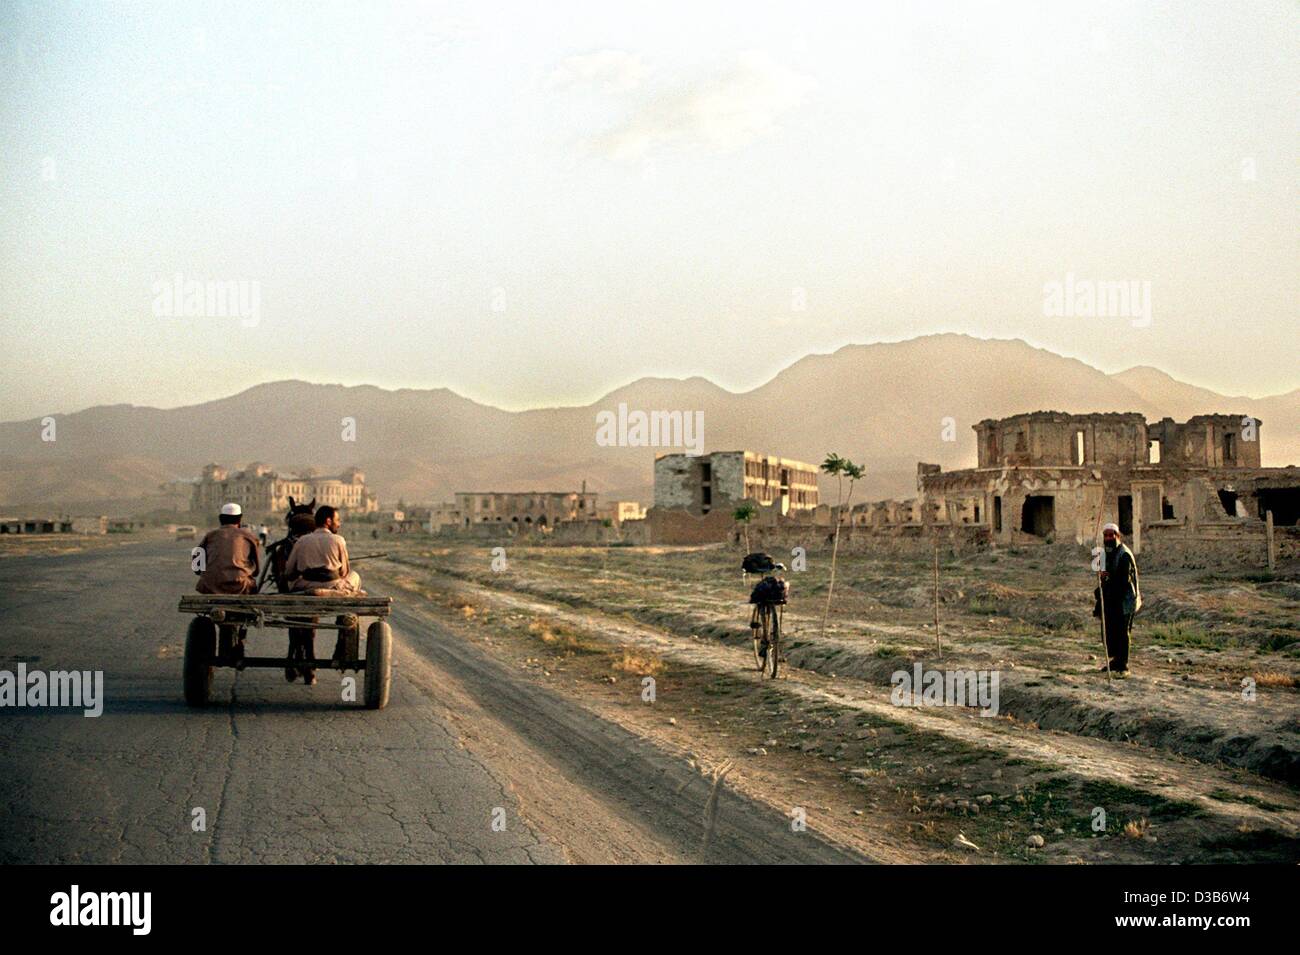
[192,463,377,518]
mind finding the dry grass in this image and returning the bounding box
[527,618,603,655]
[613,647,665,676]
[1254,671,1298,688]
[1123,818,1150,839]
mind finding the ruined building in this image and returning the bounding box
[192,463,378,519]
[654,450,820,516]
[643,415,1296,562]
[648,450,820,546]
[595,500,647,526]
[915,412,1297,549]
[452,490,599,528]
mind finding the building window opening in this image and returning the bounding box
[1217,489,1239,518]
[1020,496,1054,537]
[1256,487,1300,526]
[1117,495,1133,536]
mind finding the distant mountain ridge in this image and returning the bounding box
[2,334,1295,512]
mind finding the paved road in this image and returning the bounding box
[0,541,865,864]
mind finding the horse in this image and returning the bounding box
[259,497,319,683]
[258,496,315,593]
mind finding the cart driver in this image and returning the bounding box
[285,505,365,595]
[195,503,260,595]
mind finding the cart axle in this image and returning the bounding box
[220,656,366,670]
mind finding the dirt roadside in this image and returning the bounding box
[368,560,1300,864]
[382,595,871,864]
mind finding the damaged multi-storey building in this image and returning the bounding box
[428,487,650,544]
[906,411,1298,563]
[665,413,1297,566]
[649,450,820,544]
[450,489,599,528]
[653,450,820,516]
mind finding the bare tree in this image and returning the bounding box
[820,453,864,638]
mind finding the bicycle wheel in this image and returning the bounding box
[757,605,778,679]
[767,605,781,679]
[752,606,766,673]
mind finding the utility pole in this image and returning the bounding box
[1266,510,1276,571]
[933,540,942,655]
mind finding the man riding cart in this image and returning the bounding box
[181,502,392,709]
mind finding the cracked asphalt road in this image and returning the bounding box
[0,541,867,864]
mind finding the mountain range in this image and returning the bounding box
[2,334,1296,514]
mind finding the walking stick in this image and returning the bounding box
[1091,504,1112,683]
[1097,566,1112,683]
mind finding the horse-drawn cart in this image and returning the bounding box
[177,594,393,709]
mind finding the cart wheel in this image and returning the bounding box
[364,620,392,710]
[184,616,216,707]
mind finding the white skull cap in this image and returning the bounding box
[1102,522,1119,534]
[220,502,242,516]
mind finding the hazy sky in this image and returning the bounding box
[1,0,1296,421]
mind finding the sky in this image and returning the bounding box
[1,0,1297,421]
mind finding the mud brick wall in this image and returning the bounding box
[646,506,737,545]
[751,523,992,557]
[435,522,513,541]
[549,519,644,545]
[542,519,651,546]
[619,519,650,545]
[1139,521,1298,570]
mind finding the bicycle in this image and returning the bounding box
[745,557,787,679]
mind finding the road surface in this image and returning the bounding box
[0,541,865,864]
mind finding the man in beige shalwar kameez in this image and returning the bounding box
[285,506,365,595]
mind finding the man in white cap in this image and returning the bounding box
[195,503,261,596]
[1093,522,1141,676]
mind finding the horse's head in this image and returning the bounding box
[285,496,317,536]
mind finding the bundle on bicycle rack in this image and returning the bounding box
[749,575,789,605]
[741,552,777,574]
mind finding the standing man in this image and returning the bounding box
[194,502,261,661]
[1093,522,1141,676]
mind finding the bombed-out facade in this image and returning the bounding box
[654,450,819,516]
[453,490,598,527]
[912,412,1296,549]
